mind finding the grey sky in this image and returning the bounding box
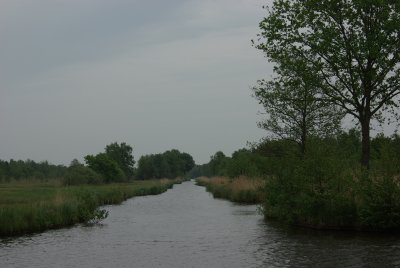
[1,0,274,165]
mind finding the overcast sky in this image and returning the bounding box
[1,0,274,165]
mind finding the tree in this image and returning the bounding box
[253,61,343,154]
[208,151,228,176]
[105,142,135,178]
[84,153,126,183]
[226,149,266,177]
[255,0,400,168]
[180,152,195,173]
[136,155,154,180]
[69,159,83,167]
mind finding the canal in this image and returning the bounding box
[1,180,400,267]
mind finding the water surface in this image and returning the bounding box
[1,181,399,267]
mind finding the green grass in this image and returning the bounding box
[196,176,264,204]
[0,179,183,237]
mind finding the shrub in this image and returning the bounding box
[64,165,103,185]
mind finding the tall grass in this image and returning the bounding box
[196,176,264,204]
[0,178,183,237]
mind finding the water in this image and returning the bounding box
[1,180,400,267]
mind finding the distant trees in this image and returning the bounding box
[189,149,268,179]
[0,143,196,184]
[208,151,229,176]
[0,159,67,182]
[136,149,195,179]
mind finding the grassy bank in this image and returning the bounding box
[0,178,183,237]
[196,176,264,204]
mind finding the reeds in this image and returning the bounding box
[196,176,264,204]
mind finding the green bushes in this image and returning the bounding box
[263,164,359,228]
[261,135,400,231]
[358,175,400,230]
[63,165,103,185]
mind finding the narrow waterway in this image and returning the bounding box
[1,180,400,267]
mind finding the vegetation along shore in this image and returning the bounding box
[196,177,264,204]
[0,178,183,237]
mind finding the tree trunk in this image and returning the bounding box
[301,128,306,155]
[361,117,370,169]
[300,112,307,156]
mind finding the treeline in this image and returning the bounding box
[0,159,67,182]
[189,149,268,179]
[196,129,400,179]
[136,149,195,179]
[62,142,135,185]
[191,132,353,179]
[0,143,196,185]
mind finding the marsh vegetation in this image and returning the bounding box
[0,178,182,236]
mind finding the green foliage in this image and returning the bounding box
[0,159,67,182]
[208,151,229,176]
[63,165,103,185]
[255,0,400,167]
[260,132,400,230]
[80,142,136,183]
[136,149,195,179]
[358,174,400,230]
[84,153,126,183]
[191,147,274,179]
[105,142,135,178]
[226,149,268,178]
[253,62,343,154]
[194,129,400,230]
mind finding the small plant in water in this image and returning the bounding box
[86,208,109,225]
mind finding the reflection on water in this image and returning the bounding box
[1,180,400,268]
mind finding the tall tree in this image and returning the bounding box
[105,142,135,178]
[255,0,400,168]
[253,61,342,154]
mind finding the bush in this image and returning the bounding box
[64,166,103,185]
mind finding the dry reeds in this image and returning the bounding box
[196,176,264,204]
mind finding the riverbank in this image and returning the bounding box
[0,178,183,237]
[196,176,264,204]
